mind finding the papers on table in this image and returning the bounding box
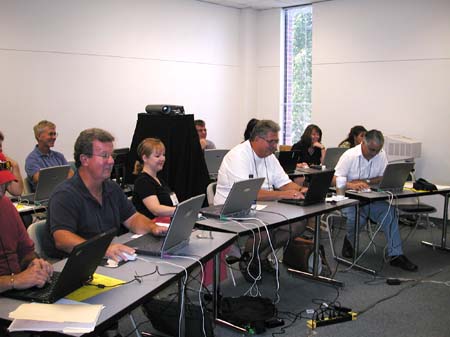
[8,301,103,335]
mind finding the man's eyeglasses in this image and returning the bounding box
[48,132,58,137]
[259,137,279,146]
[87,153,117,160]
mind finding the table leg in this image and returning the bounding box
[421,192,450,252]
[178,277,186,337]
[334,203,377,274]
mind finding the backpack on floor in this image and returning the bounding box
[283,236,331,277]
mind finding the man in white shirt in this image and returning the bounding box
[333,129,417,272]
[215,120,306,281]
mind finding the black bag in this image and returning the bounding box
[142,298,214,337]
[413,178,437,191]
[283,236,331,277]
[219,296,276,333]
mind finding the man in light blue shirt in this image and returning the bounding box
[25,120,74,191]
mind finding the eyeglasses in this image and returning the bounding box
[48,132,58,137]
[259,137,279,146]
[87,153,117,160]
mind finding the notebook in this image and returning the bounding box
[2,229,115,303]
[125,194,205,257]
[200,177,264,218]
[278,170,334,206]
[322,147,347,170]
[371,162,414,193]
[278,151,301,174]
[204,149,228,177]
[21,165,71,204]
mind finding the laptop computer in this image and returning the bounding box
[278,151,301,174]
[125,194,205,258]
[20,165,71,204]
[2,229,115,303]
[200,177,264,218]
[371,162,414,193]
[204,149,228,178]
[322,147,347,170]
[278,170,334,206]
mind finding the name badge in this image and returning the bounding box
[170,192,179,206]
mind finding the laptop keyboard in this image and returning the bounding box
[19,272,61,300]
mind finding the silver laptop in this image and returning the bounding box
[371,162,414,193]
[322,148,347,169]
[204,149,228,178]
[125,194,205,258]
[200,177,264,218]
[21,165,71,204]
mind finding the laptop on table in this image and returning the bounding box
[20,165,71,205]
[200,178,264,218]
[279,170,334,206]
[322,148,347,170]
[125,194,205,258]
[2,229,115,303]
[370,162,414,193]
[204,149,228,178]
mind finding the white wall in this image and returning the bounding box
[0,0,248,175]
[255,9,284,122]
[312,0,450,214]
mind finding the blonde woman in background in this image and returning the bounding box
[132,138,178,220]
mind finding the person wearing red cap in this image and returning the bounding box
[0,161,53,294]
[0,131,23,196]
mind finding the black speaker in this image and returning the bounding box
[142,298,214,337]
[145,104,185,115]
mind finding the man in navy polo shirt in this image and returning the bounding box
[25,120,74,191]
[45,128,167,262]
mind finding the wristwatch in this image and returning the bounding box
[366,179,370,184]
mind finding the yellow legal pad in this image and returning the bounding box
[65,273,125,302]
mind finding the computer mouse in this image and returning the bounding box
[122,252,137,261]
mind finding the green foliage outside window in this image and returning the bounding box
[284,6,312,144]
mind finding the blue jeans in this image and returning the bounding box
[342,201,403,257]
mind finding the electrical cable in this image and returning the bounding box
[358,268,445,316]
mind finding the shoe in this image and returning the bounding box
[341,236,354,259]
[390,255,418,272]
[261,259,276,274]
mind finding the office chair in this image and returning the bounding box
[206,182,217,206]
[27,220,52,260]
[396,170,436,229]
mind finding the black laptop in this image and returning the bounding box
[125,194,205,258]
[20,165,71,205]
[2,229,115,303]
[279,170,334,206]
[200,178,264,218]
[278,151,301,174]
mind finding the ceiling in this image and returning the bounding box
[196,0,320,10]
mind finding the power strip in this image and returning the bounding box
[307,307,357,329]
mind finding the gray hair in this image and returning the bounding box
[364,129,384,147]
[74,128,115,168]
[250,120,280,141]
[33,120,56,140]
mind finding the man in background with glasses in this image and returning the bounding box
[214,119,307,282]
[25,120,74,191]
[333,129,418,272]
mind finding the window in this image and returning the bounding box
[283,6,312,145]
